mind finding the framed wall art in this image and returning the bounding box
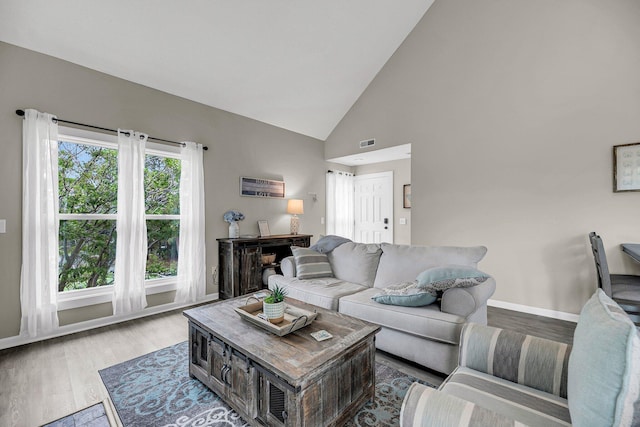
[258,220,271,237]
[240,177,285,198]
[613,142,640,192]
[403,184,412,208]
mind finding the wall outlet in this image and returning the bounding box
[0,220,5,233]
[321,217,325,225]
[399,218,407,225]
[212,265,219,287]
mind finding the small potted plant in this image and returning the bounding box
[263,285,287,324]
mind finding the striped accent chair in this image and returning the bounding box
[401,290,640,426]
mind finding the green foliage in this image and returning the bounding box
[58,141,181,292]
[264,285,287,304]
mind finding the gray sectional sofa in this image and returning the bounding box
[268,241,496,374]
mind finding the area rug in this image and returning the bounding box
[99,341,435,427]
[42,400,116,427]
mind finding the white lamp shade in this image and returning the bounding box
[287,199,304,215]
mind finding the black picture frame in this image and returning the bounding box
[613,142,640,192]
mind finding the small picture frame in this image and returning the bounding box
[258,220,271,237]
[613,142,640,192]
[403,184,412,208]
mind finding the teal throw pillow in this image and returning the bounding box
[416,265,490,292]
[568,289,640,427]
[291,246,334,280]
[372,281,437,307]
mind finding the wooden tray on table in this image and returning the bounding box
[234,300,317,337]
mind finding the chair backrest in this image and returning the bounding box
[589,232,612,296]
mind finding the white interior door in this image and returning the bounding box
[354,171,393,243]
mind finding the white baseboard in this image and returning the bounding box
[488,299,579,323]
[0,293,219,351]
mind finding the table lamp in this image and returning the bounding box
[287,199,304,235]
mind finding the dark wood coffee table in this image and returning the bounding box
[183,294,380,427]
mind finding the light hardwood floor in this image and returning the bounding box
[0,306,576,427]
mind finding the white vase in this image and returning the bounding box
[263,301,285,323]
[229,221,240,238]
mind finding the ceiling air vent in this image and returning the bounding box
[359,138,375,149]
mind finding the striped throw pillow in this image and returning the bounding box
[291,246,333,280]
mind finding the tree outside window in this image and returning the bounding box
[58,137,181,292]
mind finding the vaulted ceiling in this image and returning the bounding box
[0,1,434,140]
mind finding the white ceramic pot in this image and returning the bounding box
[229,221,240,238]
[263,301,285,324]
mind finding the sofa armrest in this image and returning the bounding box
[459,323,571,398]
[401,383,524,427]
[280,256,296,278]
[440,277,496,319]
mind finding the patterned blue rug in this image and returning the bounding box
[99,341,434,427]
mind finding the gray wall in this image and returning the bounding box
[326,0,640,315]
[0,42,327,339]
[354,159,411,245]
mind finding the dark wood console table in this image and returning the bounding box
[217,234,312,299]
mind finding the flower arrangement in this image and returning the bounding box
[223,210,245,223]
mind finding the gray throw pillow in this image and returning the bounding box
[416,265,490,292]
[371,281,437,307]
[291,246,334,280]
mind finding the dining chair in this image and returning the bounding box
[589,232,640,325]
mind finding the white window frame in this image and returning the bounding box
[56,127,181,310]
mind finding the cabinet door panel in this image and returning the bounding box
[240,247,262,294]
[218,243,234,299]
[189,325,210,382]
[226,350,254,416]
[209,337,227,391]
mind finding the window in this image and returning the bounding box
[144,153,181,280]
[57,129,181,295]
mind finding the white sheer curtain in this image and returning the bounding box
[20,109,60,337]
[175,142,206,303]
[326,171,355,240]
[113,129,148,315]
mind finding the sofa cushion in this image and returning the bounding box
[339,287,465,344]
[268,275,367,311]
[401,382,545,427]
[327,242,381,287]
[280,256,296,278]
[417,265,490,292]
[440,366,571,427]
[568,289,640,427]
[371,281,437,307]
[291,246,333,280]
[373,244,488,288]
[459,323,570,398]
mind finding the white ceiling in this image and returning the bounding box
[328,143,411,166]
[0,1,433,141]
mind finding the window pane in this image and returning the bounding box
[58,141,118,214]
[59,220,117,291]
[145,155,180,215]
[146,220,179,280]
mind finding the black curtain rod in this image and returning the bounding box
[15,109,208,151]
